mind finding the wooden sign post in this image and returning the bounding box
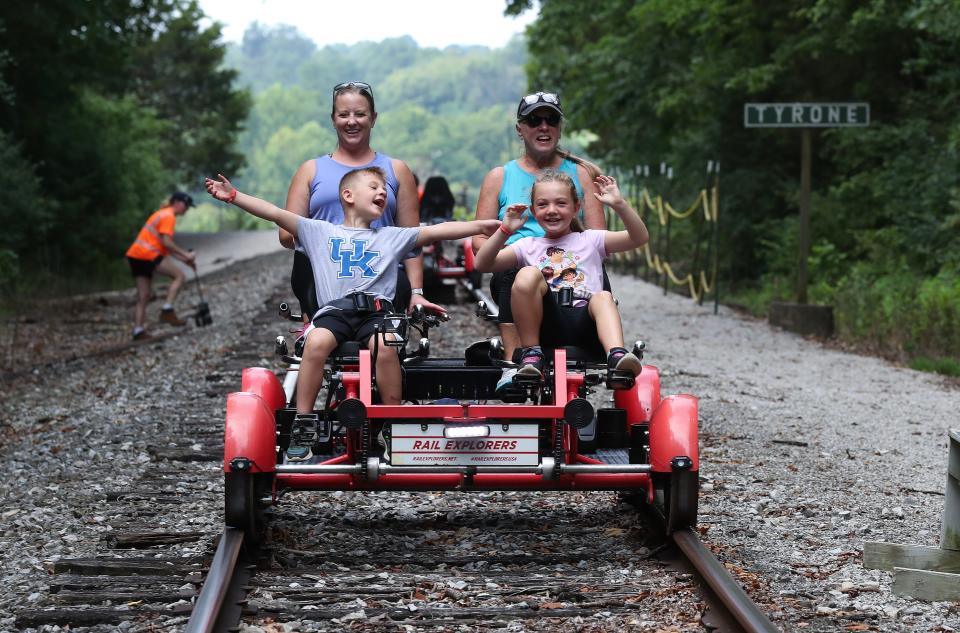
[744,102,869,303]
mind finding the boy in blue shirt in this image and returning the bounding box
[206,167,499,460]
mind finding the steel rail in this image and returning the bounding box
[185,528,244,633]
[672,528,780,632]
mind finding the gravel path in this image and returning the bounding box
[0,244,958,631]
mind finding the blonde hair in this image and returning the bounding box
[531,169,585,232]
[558,148,602,180]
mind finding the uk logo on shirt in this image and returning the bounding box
[329,238,379,278]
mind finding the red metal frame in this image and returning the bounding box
[648,394,699,472]
[241,367,286,412]
[229,345,695,495]
[224,392,277,474]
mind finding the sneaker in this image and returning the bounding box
[495,367,519,395]
[160,308,187,327]
[287,413,319,462]
[516,347,545,378]
[608,347,642,376]
[132,329,152,341]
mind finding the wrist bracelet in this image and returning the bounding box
[411,288,424,296]
[226,189,237,204]
[498,224,513,236]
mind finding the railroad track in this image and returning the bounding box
[15,275,778,631]
[187,492,777,632]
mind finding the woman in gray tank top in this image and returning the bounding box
[278,82,445,319]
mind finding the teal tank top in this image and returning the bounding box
[497,159,583,245]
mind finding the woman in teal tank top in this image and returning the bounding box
[472,92,607,385]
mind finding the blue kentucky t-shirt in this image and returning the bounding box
[297,218,419,318]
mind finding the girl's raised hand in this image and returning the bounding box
[593,175,624,206]
[204,174,236,202]
[502,203,528,232]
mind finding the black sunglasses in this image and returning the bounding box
[522,113,562,127]
[333,81,373,97]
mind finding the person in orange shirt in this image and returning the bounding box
[125,192,197,340]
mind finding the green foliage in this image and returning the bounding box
[909,356,960,378]
[0,0,249,297]
[0,129,50,294]
[517,0,960,359]
[132,2,251,184]
[225,29,530,208]
[832,262,960,358]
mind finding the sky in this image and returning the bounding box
[198,1,537,49]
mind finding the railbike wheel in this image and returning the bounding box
[224,471,272,545]
[656,470,699,534]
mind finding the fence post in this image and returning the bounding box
[662,166,673,296]
[712,163,721,315]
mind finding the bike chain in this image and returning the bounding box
[552,420,564,480]
[359,423,370,479]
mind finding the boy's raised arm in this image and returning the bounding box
[415,219,501,247]
[205,174,301,238]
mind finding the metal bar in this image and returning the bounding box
[560,463,651,474]
[276,462,652,475]
[185,528,244,633]
[672,528,779,633]
[797,128,812,304]
[277,463,363,474]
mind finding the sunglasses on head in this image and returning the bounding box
[522,92,560,106]
[333,81,373,97]
[522,113,562,127]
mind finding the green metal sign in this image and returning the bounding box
[744,102,870,128]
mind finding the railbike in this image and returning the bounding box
[223,300,699,544]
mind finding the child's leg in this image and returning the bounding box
[588,291,641,375]
[369,332,402,404]
[512,266,549,347]
[296,326,339,413]
[587,291,625,351]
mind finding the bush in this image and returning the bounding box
[834,262,960,360]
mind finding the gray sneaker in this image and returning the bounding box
[495,367,519,395]
[287,413,319,462]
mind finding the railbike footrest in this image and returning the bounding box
[513,372,545,388]
[605,369,636,390]
[287,414,321,462]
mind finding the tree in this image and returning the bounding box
[506,0,960,283]
[0,1,250,285]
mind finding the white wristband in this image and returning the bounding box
[411,288,424,296]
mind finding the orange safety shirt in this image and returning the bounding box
[125,206,176,261]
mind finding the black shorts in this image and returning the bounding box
[292,250,410,318]
[539,291,602,354]
[490,267,519,324]
[128,256,163,278]
[493,264,612,325]
[311,309,392,346]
